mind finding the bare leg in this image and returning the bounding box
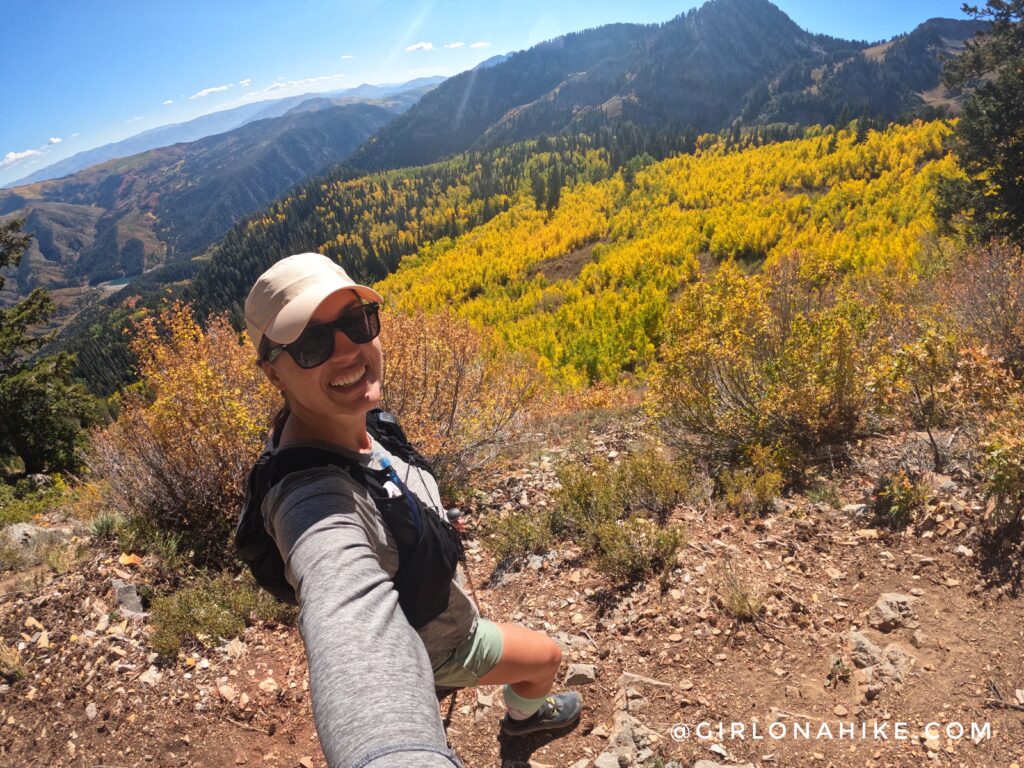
[476,622,562,699]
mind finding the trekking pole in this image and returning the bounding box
[446,507,481,612]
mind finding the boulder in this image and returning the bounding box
[1,523,73,567]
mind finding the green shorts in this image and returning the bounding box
[432,618,504,689]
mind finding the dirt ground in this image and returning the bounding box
[1,409,1022,768]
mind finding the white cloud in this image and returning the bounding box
[218,73,349,108]
[469,41,492,48]
[339,54,354,60]
[190,83,234,99]
[162,99,174,105]
[239,78,252,87]
[127,116,144,123]
[70,132,80,138]
[444,41,465,49]
[405,41,434,52]
[47,137,62,145]
[1,149,42,168]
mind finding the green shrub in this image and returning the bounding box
[551,457,620,550]
[547,442,692,584]
[613,443,695,524]
[594,517,686,584]
[484,509,556,563]
[89,511,121,540]
[149,570,295,657]
[872,468,927,530]
[981,413,1024,532]
[0,478,69,528]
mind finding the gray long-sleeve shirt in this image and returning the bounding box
[262,433,477,767]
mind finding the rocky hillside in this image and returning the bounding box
[1,402,1021,767]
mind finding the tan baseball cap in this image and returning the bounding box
[244,252,384,352]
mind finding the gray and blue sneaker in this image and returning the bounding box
[500,692,583,736]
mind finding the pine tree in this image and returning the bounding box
[0,219,100,474]
[941,0,1024,242]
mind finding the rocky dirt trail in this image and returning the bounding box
[1,413,1023,768]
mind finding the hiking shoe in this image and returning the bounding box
[500,692,583,736]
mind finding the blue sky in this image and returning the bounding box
[0,0,972,186]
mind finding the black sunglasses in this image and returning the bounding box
[264,302,380,369]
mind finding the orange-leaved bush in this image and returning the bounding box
[377,304,543,496]
[89,301,278,563]
[645,256,908,477]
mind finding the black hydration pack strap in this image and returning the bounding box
[235,415,463,627]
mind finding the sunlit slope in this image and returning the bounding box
[377,121,959,387]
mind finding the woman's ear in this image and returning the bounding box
[259,360,286,393]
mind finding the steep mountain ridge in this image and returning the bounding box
[0,102,396,298]
[348,0,982,172]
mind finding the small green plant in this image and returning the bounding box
[89,511,121,540]
[807,477,842,508]
[828,656,852,688]
[718,559,764,620]
[41,540,85,574]
[0,643,25,682]
[719,445,785,519]
[872,468,927,530]
[594,517,686,584]
[114,514,186,569]
[613,443,695,523]
[149,570,296,657]
[550,457,619,549]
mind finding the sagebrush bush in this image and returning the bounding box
[484,508,556,563]
[547,441,691,583]
[378,305,543,497]
[150,570,295,656]
[88,302,279,564]
[647,256,909,478]
[593,517,686,584]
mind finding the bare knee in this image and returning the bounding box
[543,637,563,673]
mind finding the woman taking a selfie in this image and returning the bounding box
[242,252,582,767]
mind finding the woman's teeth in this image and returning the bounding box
[329,365,367,389]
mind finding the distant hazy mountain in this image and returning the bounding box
[7,77,445,187]
[0,101,396,299]
[346,0,984,173]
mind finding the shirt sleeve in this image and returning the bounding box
[264,468,462,768]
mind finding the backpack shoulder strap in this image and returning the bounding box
[366,408,435,475]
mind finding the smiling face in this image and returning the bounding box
[260,288,383,448]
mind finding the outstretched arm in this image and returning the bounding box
[265,468,461,768]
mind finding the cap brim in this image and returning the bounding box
[265,283,384,345]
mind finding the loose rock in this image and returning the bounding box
[867,593,916,633]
